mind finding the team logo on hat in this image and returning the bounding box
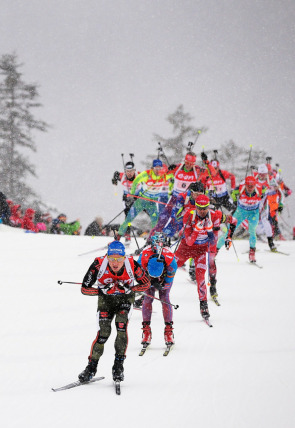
[195,194,210,208]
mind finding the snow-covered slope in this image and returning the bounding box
[1,227,294,428]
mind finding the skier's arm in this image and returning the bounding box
[132,260,151,292]
[130,171,149,195]
[162,258,178,289]
[81,259,100,295]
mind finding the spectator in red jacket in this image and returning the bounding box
[10,204,23,228]
[22,208,39,233]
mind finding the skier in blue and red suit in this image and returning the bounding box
[137,232,178,347]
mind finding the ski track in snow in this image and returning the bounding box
[0,225,295,428]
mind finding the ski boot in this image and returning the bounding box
[200,300,210,320]
[249,247,256,263]
[134,295,144,309]
[141,321,152,345]
[112,354,125,382]
[188,259,196,281]
[267,237,277,252]
[78,359,98,382]
[209,278,218,299]
[164,322,174,345]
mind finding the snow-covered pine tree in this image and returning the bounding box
[0,53,49,204]
[144,104,207,168]
[216,140,267,183]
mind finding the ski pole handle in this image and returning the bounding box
[57,280,82,285]
[143,292,179,309]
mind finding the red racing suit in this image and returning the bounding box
[175,208,236,301]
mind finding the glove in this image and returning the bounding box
[278,206,283,213]
[151,278,163,290]
[201,152,208,162]
[168,164,177,170]
[225,237,232,250]
[112,171,120,185]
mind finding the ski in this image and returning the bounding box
[114,380,121,395]
[203,317,213,328]
[265,249,289,256]
[163,344,173,356]
[248,261,263,269]
[78,245,108,257]
[211,296,220,306]
[52,376,104,392]
[139,343,150,356]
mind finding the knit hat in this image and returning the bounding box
[152,159,163,168]
[107,241,126,256]
[245,176,256,186]
[195,194,210,208]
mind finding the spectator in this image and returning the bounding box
[0,192,11,225]
[84,216,104,236]
[52,213,81,235]
[10,204,23,227]
[22,208,39,233]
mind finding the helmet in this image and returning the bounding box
[151,232,168,245]
[152,159,163,168]
[125,161,135,170]
[185,152,197,165]
[210,160,220,169]
[189,181,205,193]
[150,232,169,252]
[258,164,268,174]
[195,194,210,208]
[107,241,125,256]
[147,256,165,278]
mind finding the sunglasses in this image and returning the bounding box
[196,205,209,211]
[107,256,125,262]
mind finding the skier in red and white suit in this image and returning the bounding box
[175,194,236,320]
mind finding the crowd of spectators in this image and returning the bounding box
[0,192,82,235]
[0,192,145,237]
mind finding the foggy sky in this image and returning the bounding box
[1,0,295,231]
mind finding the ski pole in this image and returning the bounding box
[104,208,126,227]
[231,240,240,262]
[128,223,140,249]
[157,142,170,166]
[57,280,82,285]
[192,128,203,148]
[245,145,253,178]
[202,145,217,194]
[172,214,191,253]
[129,153,134,162]
[143,292,179,309]
[126,193,173,206]
[57,281,179,308]
[121,153,125,170]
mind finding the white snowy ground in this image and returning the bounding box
[0,225,295,428]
